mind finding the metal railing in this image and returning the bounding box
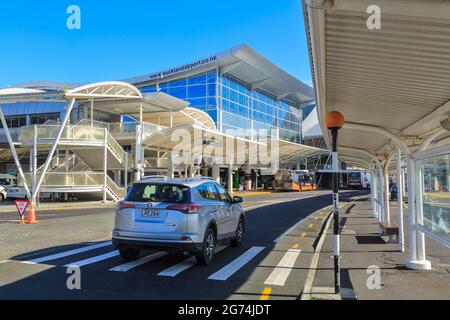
[21,171,126,200]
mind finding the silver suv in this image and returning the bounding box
[112,176,245,265]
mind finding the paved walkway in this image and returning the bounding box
[304,197,450,300]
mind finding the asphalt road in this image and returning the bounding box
[0,189,365,299]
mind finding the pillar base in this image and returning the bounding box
[406,259,431,270]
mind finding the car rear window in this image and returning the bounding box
[126,183,189,203]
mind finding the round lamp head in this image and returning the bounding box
[325,111,345,130]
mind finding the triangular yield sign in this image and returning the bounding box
[14,200,29,219]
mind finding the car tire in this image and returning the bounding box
[195,227,216,265]
[231,218,244,247]
[119,248,140,261]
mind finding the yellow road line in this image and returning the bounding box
[308,223,314,229]
[259,287,272,300]
[292,243,300,249]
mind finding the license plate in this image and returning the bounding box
[141,209,160,218]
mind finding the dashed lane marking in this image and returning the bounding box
[109,251,167,272]
[208,246,265,281]
[22,241,112,265]
[264,248,301,286]
[64,250,119,268]
[259,287,272,300]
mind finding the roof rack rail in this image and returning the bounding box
[186,176,215,181]
[141,175,168,180]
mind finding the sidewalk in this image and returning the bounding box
[0,200,116,213]
[304,197,450,300]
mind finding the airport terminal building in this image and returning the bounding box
[0,44,323,199]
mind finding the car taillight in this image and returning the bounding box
[117,201,135,209]
[167,204,202,214]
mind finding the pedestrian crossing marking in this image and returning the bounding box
[110,252,167,272]
[208,246,265,281]
[64,250,119,268]
[264,248,301,286]
[22,241,112,264]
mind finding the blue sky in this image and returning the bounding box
[0,0,312,88]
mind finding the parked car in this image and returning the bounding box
[0,186,7,201]
[5,187,27,200]
[6,187,58,201]
[112,176,245,265]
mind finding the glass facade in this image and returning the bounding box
[139,69,303,143]
[416,152,450,242]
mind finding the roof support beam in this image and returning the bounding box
[345,122,410,156]
[250,78,271,90]
[277,91,293,101]
[219,61,243,76]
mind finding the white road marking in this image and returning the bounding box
[158,256,196,277]
[110,251,167,272]
[22,241,112,264]
[158,245,228,277]
[264,248,301,286]
[208,246,265,281]
[64,250,119,268]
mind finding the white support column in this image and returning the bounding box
[396,148,405,252]
[406,157,431,270]
[33,98,75,201]
[167,152,174,178]
[32,125,37,195]
[134,124,142,182]
[415,160,428,264]
[124,152,128,190]
[370,169,376,217]
[64,149,69,201]
[90,98,94,127]
[228,163,233,194]
[377,165,384,223]
[384,167,390,224]
[0,107,32,200]
[212,164,220,183]
[103,128,108,203]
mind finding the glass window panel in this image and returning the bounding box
[169,86,187,99]
[169,78,187,87]
[140,85,157,93]
[207,70,217,83]
[187,98,207,109]
[188,73,207,85]
[207,83,216,97]
[188,85,207,98]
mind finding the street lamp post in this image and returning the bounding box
[325,111,345,294]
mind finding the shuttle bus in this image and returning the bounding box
[274,169,317,192]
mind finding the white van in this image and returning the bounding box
[0,174,17,189]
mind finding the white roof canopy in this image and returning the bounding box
[303,0,450,166]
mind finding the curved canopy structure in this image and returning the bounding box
[65,81,142,100]
[88,91,189,115]
[140,107,216,131]
[0,88,50,103]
